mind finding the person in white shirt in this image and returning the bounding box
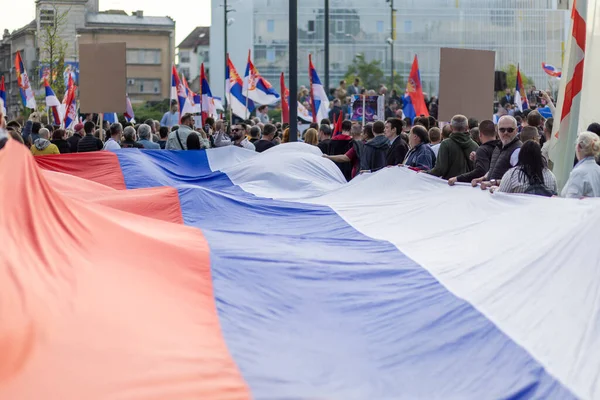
[561,131,600,198]
[256,105,270,124]
[428,127,441,157]
[103,123,122,151]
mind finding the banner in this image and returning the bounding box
[350,95,385,122]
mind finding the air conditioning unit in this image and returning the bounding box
[127,79,136,85]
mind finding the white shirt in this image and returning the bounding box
[498,166,557,195]
[236,138,256,151]
[561,157,600,198]
[103,138,121,150]
[430,143,441,158]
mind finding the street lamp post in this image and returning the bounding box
[324,0,329,93]
[289,0,298,142]
[386,0,395,91]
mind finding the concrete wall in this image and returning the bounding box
[36,1,88,62]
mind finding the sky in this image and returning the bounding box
[3,0,212,45]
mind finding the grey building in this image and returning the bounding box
[211,0,568,98]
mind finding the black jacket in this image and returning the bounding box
[77,134,104,153]
[121,140,144,149]
[360,135,390,172]
[488,137,522,180]
[51,139,71,154]
[456,140,499,182]
[328,107,343,123]
[318,138,331,154]
[328,134,354,181]
[67,133,82,153]
[386,136,409,166]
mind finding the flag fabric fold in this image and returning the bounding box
[403,55,428,121]
[549,0,588,190]
[124,94,135,123]
[243,50,280,105]
[280,73,289,124]
[308,54,330,124]
[200,63,217,124]
[514,65,529,112]
[15,51,37,110]
[226,54,255,119]
[44,79,61,125]
[171,65,190,123]
[0,76,7,116]
[542,62,563,78]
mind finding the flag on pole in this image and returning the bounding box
[181,74,201,115]
[171,65,190,123]
[549,0,588,190]
[243,50,280,105]
[103,113,118,124]
[124,94,135,123]
[514,65,529,112]
[226,54,255,118]
[0,76,6,116]
[403,55,429,120]
[200,63,216,124]
[63,84,78,130]
[280,73,289,124]
[44,79,61,125]
[308,54,330,124]
[15,51,37,110]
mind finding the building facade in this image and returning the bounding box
[0,0,175,118]
[177,26,210,84]
[211,0,568,99]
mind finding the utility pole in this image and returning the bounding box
[324,0,329,94]
[289,0,298,142]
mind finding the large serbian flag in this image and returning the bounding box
[2,138,598,399]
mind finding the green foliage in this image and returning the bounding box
[39,2,69,99]
[344,54,385,92]
[132,99,170,123]
[500,64,535,95]
[267,108,282,123]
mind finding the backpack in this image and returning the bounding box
[524,173,555,197]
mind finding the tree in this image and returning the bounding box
[344,54,385,92]
[501,64,535,95]
[39,2,69,99]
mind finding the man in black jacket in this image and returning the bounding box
[385,118,408,166]
[68,123,84,152]
[318,124,332,154]
[77,121,103,153]
[448,120,498,185]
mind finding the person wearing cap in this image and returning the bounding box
[161,100,180,129]
[404,125,436,171]
[68,122,85,153]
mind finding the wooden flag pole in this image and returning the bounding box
[98,113,103,142]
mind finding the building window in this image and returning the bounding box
[404,20,412,33]
[336,20,345,33]
[126,49,161,65]
[179,51,190,64]
[127,78,161,94]
[40,9,55,27]
[267,19,275,33]
[376,20,384,33]
[180,68,190,79]
[266,49,276,63]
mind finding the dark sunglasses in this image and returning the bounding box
[499,127,515,133]
[231,128,241,132]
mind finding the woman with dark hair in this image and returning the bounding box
[496,141,557,196]
[186,132,201,150]
[362,123,374,141]
[404,125,436,170]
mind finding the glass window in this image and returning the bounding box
[126,49,161,65]
[376,20,384,33]
[179,51,190,63]
[336,20,345,33]
[266,49,276,63]
[127,78,162,94]
[267,19,275,33]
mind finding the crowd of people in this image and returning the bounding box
[2,91,600,199]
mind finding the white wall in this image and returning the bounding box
[210,0,254,99]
